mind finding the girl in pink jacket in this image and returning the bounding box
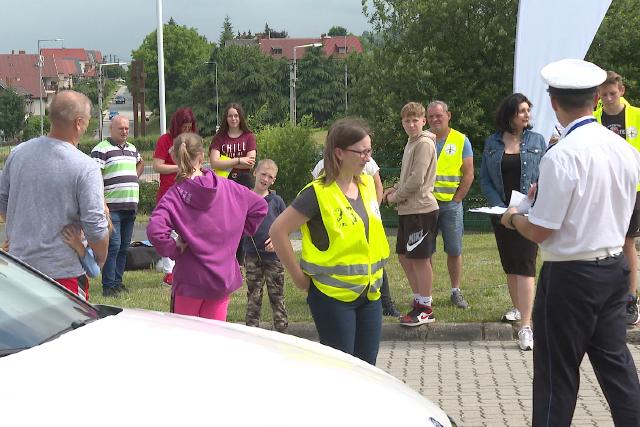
[147,133,267,321]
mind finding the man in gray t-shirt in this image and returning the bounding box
[0,90,109,296]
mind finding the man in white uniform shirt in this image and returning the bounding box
[501,59,640,426]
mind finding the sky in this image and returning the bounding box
[1,0,372,62]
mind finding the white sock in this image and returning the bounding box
[451,288,461,295]
[417,295,432,306]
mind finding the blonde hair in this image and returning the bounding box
[401,102,426,119]
[173,133,204,183]
[322,117,371,185]
[256,158,278,175]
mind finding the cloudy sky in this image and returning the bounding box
[2,0,372,61]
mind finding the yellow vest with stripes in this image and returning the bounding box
[214,154,233,178]
[434,128,465,201]
[300,175,390,302]
[594,104,640,191]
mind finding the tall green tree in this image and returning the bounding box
[0,89,25,141]
[352,0,518,166]
[328,26,348,36]
[183,45,289,136]
[219,15,234,47]
[587,0,640,104]
[131,20,213,111]
[297,47,345,124]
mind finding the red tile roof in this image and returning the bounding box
[0,53,43,97]
[41,48,89,62]
[259,35,362,60]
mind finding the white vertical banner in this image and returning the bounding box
[514,0,611,142]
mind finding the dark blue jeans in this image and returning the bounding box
[102,209,136,289]
[306,284,382,365]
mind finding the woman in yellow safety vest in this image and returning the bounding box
[270,118,389,365]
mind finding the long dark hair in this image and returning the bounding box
[495,93,532,134]
[168,107,198,139]
[213,103,252,142]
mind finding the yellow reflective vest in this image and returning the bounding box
[594,104,640,190]
[433,128,466,201]
[214,154,232,178]
[300,175,390,302]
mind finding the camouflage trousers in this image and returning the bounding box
[244,254,288,332]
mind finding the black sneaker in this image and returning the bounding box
[626,296,640,325]
[102,287,120,297]
[382,300,401,317]
[115,283,129,293]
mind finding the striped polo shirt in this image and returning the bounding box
[91,138,141,211]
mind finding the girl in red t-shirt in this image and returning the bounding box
[209,103,256,189]
[152,107,198,286]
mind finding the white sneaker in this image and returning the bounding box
[502,307,521,322]
[518,326,533,351]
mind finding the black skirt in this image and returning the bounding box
[490,215,538,277]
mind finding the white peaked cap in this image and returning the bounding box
[540,58,607,90]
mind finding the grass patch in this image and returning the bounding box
[89,232,540,324]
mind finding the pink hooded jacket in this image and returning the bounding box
[147,170,267,299]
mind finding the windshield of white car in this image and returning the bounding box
[0,252,99,357]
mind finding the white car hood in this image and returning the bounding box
[1,308,451,426]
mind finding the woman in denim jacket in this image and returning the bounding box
[480,93,545,351]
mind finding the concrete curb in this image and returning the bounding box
[256,321,640,344]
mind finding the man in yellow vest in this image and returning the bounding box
[594,71,640,325]
[426,101,474,308]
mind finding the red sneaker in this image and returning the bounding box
[162,273,173,287]
[400,303,435,326]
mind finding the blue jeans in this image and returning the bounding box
[435,200,464,256]
[102,209,136,289]
[306,283,382,365]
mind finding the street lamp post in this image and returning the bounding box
[97,62,127,142]
[289,43,322,125]
[37,38,64,135]
[204,61,219,131]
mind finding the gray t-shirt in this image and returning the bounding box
[0,136,108,278]
[291,185,369,251]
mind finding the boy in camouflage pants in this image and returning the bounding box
[243,160,288,332]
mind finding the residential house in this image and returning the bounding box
[226,34,363,60]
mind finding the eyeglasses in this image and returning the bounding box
[343,148,373,159]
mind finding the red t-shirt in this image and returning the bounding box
[211,132,257,174]
[153,133,177,202]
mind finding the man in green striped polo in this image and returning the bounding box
[91,115,144,297]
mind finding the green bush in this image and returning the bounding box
[22,116,49,141]
[256,119,318,204]
[138,181,159,215]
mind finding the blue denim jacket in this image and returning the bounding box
[480,130,546,207]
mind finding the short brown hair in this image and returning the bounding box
[600,70,624,90]
[401,102,426,119]
[322,117,371,185]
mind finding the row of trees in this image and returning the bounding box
[129,0,639,166]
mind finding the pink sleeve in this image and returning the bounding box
[146,193,180,259]
[243,188,268,236]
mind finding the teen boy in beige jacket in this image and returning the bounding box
[384,102,439,325]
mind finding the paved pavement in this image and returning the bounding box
[376,341,640,427]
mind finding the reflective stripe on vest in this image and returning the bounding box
[299,175,390,302]
[434,128,465,201]
[595,105,640,191]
